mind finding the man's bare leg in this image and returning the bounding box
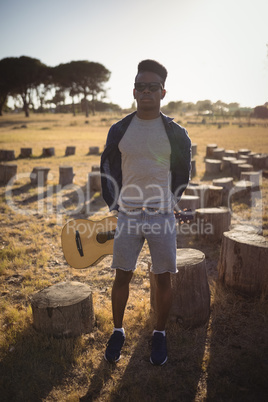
[112,269,133,328]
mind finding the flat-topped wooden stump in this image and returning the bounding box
[205,159,222,175]
[31,281,95,337]
[0,149,15,161]
[195,207,231,242]
[30,167,50,186]
[206,144,217,158]
[42,147,55,157]
[212,147,225,160]
[178,195,200,211]
[213,177,233,206]
[89,146,100,155]
[20,147,32,158]
[0,164,17,185]
[218,231,268,296]
[65,146,76,156]
[240,171,261,187]
[149,249,210,328]
[59,166,75,186]
[88,171,101,192]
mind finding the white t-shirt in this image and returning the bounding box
[118,115,174,212]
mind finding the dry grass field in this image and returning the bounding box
[0,112,268,402]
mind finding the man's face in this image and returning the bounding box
[133,71,166,113]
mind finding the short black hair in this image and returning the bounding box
[136,59,168,85]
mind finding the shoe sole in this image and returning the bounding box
[104,353,121,363]
[150,356,168,366]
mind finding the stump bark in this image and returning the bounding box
[65,146,76,156]
[224,150,237,158]
[195,207,231,241]
[0,164,17,184]
[20,148,32,158]
[0,150,15,161]
[30,167,50,186]
[88,171,101,192]
[218,231,268,296]
[237,163,253,179]
[59,166,75,186]
[212,147,225,160]
[230,159,246,178]
[191,143,197,156]
[213,177,233,206]
[206,144,217,158]
[31,281,95,337]
[89,146,100,155]
[205,159,222,175]
[178,195,200,211]
[42,147,55,157]
[240,171,261,187]
[149,249,210,328]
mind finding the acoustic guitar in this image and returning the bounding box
[61,216,118,269]
[61,209,193,269]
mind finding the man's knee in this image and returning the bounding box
[114,269,133,286]
[154,272,171,290]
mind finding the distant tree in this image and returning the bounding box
[0,57,19,116]
[196,100,213,113]
[53,61,110,117]
[5,56,49,117]
[253,105,268,119]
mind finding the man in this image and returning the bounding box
[101,59,191,365]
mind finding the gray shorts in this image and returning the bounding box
[111,210,177,274]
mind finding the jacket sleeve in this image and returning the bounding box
[171,126,192,203]
[100,126,122,211]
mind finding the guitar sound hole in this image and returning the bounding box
[96,232,108,244]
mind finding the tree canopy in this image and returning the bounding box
[0,56,111,117]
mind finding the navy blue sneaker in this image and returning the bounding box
[150,332,168,366]
[104,331,125,363]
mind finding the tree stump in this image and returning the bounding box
[217,231,268,296]
[230,159,246,178]
[205,159,222,175]
[191,143,197,156]
[178,195,200,211]
[91,164,100,172]
[222,157,237,172]
[30,167,50,186]
[205,185,223,207]
[59,166,75,186]
[206,144,217,158]
[20,148,32,158]
[252,154,268,170]
[213,177,233,206]
[247,152,258,165]
[212,147,225,160]
[185,184,209,208]
[31,281,95,337]
[224,150,237,158]
[0,150,15,161]
[88,172,101,192]
[195,207,231,242]
[238,149,251,157]
[240,171,261,187]
[42,147,55,157]
[0,164,17,185]
[230,180,258,205]
[89,146,100,155]
[237,163,253,178]
[148,249,210,328]
[191,159,196,177]
[65,146,76,156]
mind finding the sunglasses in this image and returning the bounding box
[134,82,163,92]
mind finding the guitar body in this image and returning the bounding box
[61,216,117,269]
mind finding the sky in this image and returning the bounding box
[0,0,267,109]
